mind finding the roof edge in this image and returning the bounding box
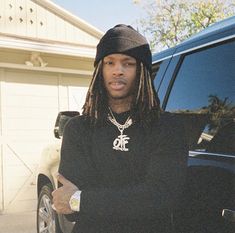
[32,0,104,38]
[0,35,96,58]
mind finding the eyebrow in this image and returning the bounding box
[104,56,136,61]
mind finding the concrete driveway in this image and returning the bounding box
[0,211,37,233]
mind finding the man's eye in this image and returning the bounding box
[124,62,136,66]
[104,61,113,65]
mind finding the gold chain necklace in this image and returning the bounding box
[108,107,133,151]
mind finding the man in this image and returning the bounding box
[52,24,188,233]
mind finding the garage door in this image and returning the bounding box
[0,69,90,213]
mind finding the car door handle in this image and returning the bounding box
[222,209,235,222]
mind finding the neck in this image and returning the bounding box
[108,98,132,114]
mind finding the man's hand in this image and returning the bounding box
[52,173,79,214]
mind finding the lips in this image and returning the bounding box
[109,79,126,91]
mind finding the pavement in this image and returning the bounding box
[0,211,37,233]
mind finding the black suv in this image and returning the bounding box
[37,15,235,233]
[152,15,235,232]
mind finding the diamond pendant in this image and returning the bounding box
[107,109,132,152]
[113,128,130,151]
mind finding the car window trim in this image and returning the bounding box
[161,55,183,110]
[152,55,173,65]
[189,151,235,159]
[152,34,235,64]
[173,34,235,58]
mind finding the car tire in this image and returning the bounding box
[37,183,63,233]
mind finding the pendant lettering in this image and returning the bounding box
[107,109,133,152]
[113,134,130,151]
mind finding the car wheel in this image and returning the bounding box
[37,183,62,233]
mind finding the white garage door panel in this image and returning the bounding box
[5,169,32,187]
[5,106,58,119]
[6,71,59,86]
[4,70,59,136]
[69,86,88,112]
[5,118,55,130]
[2,70,59,213]
[0,70,91,213]
[2,145,36,208]
[60,75,90,112]
[4,95,58,107]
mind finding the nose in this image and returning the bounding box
[112,62,124,76]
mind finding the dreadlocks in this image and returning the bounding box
[134,63,161,126]
[82,61,161,128]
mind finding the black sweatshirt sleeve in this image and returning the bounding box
[59,117,94,188]
[58,116,96,221]
[59,114,188,222]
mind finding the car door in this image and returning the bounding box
[155,38,235,232]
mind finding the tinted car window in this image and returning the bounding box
[166,40,235,155]
[152,58,171,96]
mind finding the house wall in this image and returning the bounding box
[0,0,101,213]
[0,69,4,212]
[0,0,99,46]
[0,48,94,71]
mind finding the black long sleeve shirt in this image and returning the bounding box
[59,111,188,233]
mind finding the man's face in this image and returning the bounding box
[102,54,137,102]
